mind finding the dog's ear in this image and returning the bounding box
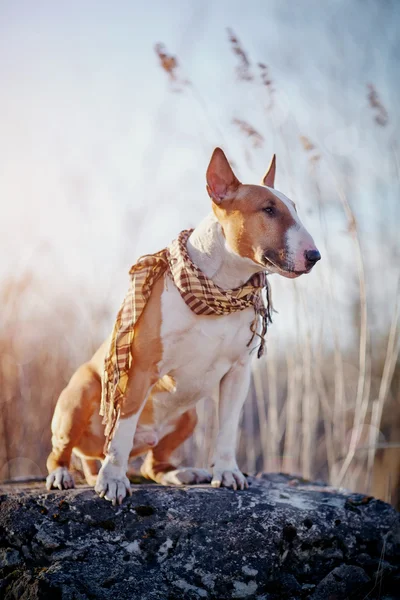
[262,154,276,188]
[206,148,240,204]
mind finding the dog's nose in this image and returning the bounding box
[305,249,321,265]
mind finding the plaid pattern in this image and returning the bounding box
[101,229,273,448]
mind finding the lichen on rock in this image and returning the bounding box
[0,473,399,599]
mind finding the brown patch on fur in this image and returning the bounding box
[153,374,177,394]
[137,396,155,426]
[46,363,102,473]
[80,458,100,486]
[140,409,198,483]
[136,374,177,427]
[73,433,105,461]
[213,184,296,268]
[120,276,165,418]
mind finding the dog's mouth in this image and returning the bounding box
[261,254,312,279]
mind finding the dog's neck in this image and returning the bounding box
[187,213,263,290]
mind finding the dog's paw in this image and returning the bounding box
[46,467,75,491]
[160,468,212,486]
[211,467,248,491]
[95,463,131,505]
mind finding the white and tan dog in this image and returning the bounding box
[46,148,320,504]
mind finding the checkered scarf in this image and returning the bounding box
[101,229,273,448]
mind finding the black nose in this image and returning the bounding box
[305,249,321,265]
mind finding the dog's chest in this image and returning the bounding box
[157,277,257,395]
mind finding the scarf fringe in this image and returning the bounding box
[247,279,273,358]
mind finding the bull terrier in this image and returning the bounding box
[46,148,320,504]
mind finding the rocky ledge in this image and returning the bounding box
[0,473,399,600]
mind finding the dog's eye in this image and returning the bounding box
[263,206,276,216]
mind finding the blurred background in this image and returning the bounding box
[1,0,399,506]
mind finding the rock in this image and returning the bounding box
[310,565,370,600]
[0,473,399,600]
[0,548,22,569]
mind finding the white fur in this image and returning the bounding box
[159,468,212,486]
[266,187,298,221]
[46,466,75,491]
[267,186,316,271]
[285,223,316,271]
[95,415,136,504]
[187,213,261,288]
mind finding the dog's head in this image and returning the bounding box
[206,148,321,278]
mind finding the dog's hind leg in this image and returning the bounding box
[80,458,101,487]
[46,363,102,490]
[140,409,212,485]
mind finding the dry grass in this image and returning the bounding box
[0,273,105,481]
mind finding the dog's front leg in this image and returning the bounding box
[94,414,138,505]
[211,358,251,491]
[95,358,159,504]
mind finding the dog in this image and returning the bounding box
[46,148,320,504]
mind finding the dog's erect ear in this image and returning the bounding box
[206,148,240,204]
[262,154,276,188]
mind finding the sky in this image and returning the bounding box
[0,0,399,350]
